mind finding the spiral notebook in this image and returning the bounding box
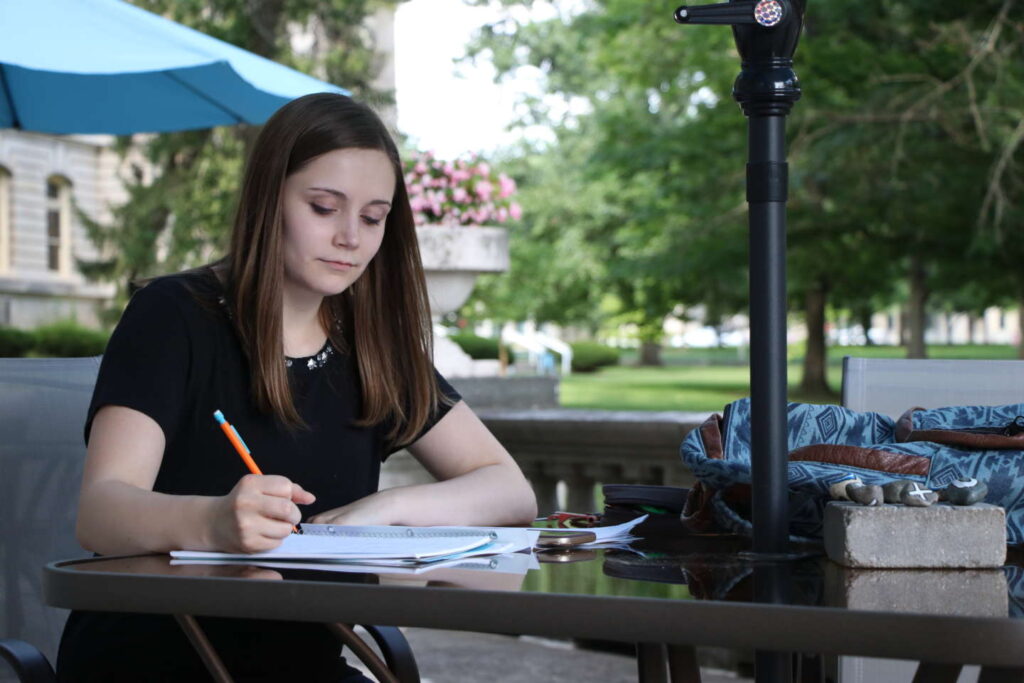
[170,525,538,564]
[171,550,540,577]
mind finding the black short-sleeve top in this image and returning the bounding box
[87,269,459,517]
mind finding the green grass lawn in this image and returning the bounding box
[560,344,1019,412]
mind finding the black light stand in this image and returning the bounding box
[673,0,804,560]
[674,2,805,680]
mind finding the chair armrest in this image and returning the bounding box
[361,625,420,683]
[0,639,57,683]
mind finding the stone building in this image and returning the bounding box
[0,131,120,328]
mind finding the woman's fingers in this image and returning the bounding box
[236,475,314,521]
[258,492,302,525]
[218,474,315,552]
[244,474,315,505]
[291,483,316,505]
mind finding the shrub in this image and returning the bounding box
[33,320,109,357]
[0,327,35,357]
[569,341,621,373]
[449,333,500,360]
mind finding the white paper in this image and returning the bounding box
[171,525,539,563]
[584,514,648,543]
[531,514,647,549]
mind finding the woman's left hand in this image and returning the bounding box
[307,489,401,527]
[309,402,537,529]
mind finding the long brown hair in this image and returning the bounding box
[226,93,439,446]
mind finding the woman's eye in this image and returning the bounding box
[362,215,383,226]
[310,203,335,215]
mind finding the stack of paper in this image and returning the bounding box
[568,515,647,549]
[171,525,539,568]
[169,515,648,576]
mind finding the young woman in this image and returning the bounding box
[56,93,537,682]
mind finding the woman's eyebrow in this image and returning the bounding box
[308,187,391,207]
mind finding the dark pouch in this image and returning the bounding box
[602,483,689,534]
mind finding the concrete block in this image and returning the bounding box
[824,563,1008,617]
[823,501,1006,568]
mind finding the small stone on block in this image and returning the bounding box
[900,482,938,507]
[824,501,1006,568]
[847,484,883,506]
[882,479,912,504]
[944,477,989,506]
[829,475,861,501]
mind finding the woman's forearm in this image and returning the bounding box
[385,462,537,527]
[76,479,217,556]
[310,462,537,528]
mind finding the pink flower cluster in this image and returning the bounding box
[403,150,522,227]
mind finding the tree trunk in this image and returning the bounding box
[638,341,662,366]
[906,256,929,359]
[1018,293,1024,359]
[856,305,874,346]
[800,284,830,395]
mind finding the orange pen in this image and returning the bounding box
[213,410,299,533]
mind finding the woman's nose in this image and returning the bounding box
[333,214,360,249]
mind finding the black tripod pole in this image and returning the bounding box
[674,0,805,560]
[675,3,805,680]
[747,114,790,556]
[737,53,802,560]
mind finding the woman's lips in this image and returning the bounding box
[320,258,356,270]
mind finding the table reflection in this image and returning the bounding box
[59,531,1024,621]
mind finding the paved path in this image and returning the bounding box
[353,628,753,683]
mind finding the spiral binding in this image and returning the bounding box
[300,524,498,540]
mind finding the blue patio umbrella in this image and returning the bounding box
[0,0,347,134]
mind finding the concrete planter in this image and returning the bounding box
[416,225,509,316]
[416,225,509,376]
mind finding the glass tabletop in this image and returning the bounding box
[53,522,1024,622]
[47,521,1024,669]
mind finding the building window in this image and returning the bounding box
[45,176,72,275]
[0,167,10,272]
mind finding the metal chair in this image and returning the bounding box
[837,355,1024,683]
[0,356,419,683]
[841,356,1024,418]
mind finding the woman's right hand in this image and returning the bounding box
[209,474,316,553]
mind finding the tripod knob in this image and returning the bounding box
[674,0,786,28]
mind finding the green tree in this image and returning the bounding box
[469,0,1023,386]
[80,0,398,317]
[792,0,1023,360]
[466,1,748,364]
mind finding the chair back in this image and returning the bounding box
[0,357,99,673]
[837,355,1023,683]
[841,356,1024,418]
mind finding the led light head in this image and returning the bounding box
[754,0,784,27]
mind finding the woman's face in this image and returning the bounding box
[280,147,396,303]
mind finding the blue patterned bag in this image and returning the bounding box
[679,399,1024,544]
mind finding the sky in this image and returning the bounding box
[393,0,551,159]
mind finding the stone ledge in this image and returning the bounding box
[450,376,560,410]
[0,276,114,299]
[476,408,707,469]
